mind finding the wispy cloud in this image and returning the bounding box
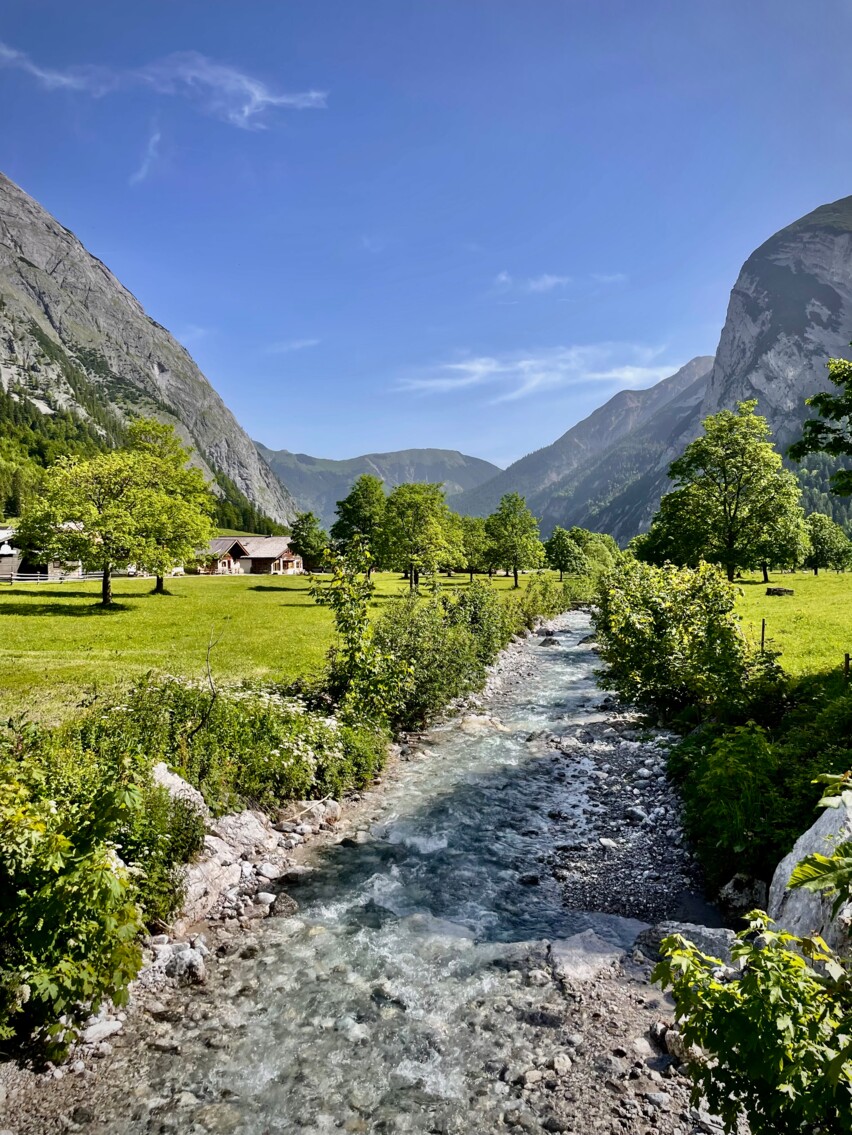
[495,270,626,296]
[266,338,320,354]
[525,273,573,293]
[396,344,676,403]
[129,125,161,184]
[0,40,326,130]
[140,52,326,129]
[592,272,628,285]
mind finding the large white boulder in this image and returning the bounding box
[175,835,241,931]
[152,762,209,819]
[769,800,852,952]
[548,930,626,983]
[212,810,279,858]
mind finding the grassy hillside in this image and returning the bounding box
[0,570,557,721]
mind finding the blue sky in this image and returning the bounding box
[3,2,852,468]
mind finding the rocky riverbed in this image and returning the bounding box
[0,613,735,1135]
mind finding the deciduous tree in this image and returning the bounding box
[485,492,544,588]
[545,526,590,581]
[290,511,329,572]
[380,482,456,589]
[330,474,386,569]
[804,512,851,574]
[639,401,807,581]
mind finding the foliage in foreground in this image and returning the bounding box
[655,914,852,1135]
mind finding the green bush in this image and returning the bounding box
[655,915,852,1135]
[677,723,783,885]
[0,752,143,1059]
[594,559,784,723]
[373,593,484,729]
[444,578,514,663]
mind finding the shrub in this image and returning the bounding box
[373,593,484,729]
[443,578,513,664]
[0,753,143,1059]
[594,559,784,723]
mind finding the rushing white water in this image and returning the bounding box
[121,613,655,1133]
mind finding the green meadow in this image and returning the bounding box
[737,569,852,677]
[0,570,554,721]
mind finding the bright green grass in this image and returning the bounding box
[0,571,552,722]
[736,570,852,677]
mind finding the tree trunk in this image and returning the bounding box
[761,562,769,584]
[153,574,166,594]
[513,566,519,589]
[413,567,420,590]
[726,563,735,583]
[559,569,564,582]
[469,569,474,583]
[101,564,112,606]
[814,566,819,576]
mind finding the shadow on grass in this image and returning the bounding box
[0,601,130,617]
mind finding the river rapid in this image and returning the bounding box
[9,612,717,1135]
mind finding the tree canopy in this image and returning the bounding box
[545,526,590,580]
[290,511,329,571]
[485,492,544,588]
[16,418,214,604]
[330,474,386,557]
[790,351,852,495]
[637,401,807,581]
[804,512,851,574]
[380,482,458,589]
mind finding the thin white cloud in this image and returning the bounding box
[0,40,326,129]
[495,270,626,296]
[129,125,161,184]
[139,52,326,130]
[592,272,629,285]
[525,273,573,293]
[266,338,320,354]
[396,344,676,403]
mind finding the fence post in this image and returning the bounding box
[760,618,766,653]
[845,653,850,684]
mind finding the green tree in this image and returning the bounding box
[380,482,456,590]
[330,474,387,567]
[17,451,156,605]
[290,511,329,572]
[485,492,545,588]
[790,350,852,495]
[804,512,851,575]
[125,419,214,594]
[458,514,490,582]
[545,526,590,581]
[641,401,806,581]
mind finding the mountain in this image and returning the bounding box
[255,445,501,528]
[454,357,714,533]
[459,193,852,542]
[0,172,296,524]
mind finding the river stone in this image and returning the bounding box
[164,946,207,985]
[769,798,852,950]
[636,922,736,965]
[548,930,625,982]
[82,1018,123,1045]
[717,872,767,919]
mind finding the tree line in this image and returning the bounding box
[288,476,618,588]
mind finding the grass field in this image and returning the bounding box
[737,569,852,677]
[0,571,550,721]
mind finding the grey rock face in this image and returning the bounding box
[0,171,296,522]
[769,798,852,951]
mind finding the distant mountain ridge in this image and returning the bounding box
[456,358,716,535]
[256,445,501,528]
[0,171,296,524]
